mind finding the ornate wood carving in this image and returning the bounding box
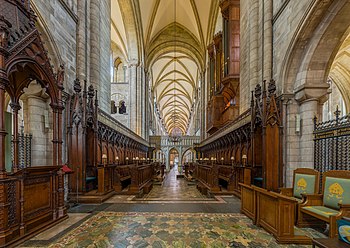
[0,1,67,246]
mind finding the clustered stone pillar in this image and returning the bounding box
[22,83,51,167]
[294,85,329,169]
[77,0,90,81]
[129,62,138,134]
[263,0,273,81]
[249,0,259,90]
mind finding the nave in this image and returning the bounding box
[19,166,324,248]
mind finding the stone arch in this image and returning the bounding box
[181,147,196,163]
[282,0,350,103]
[117,0,143,62]
[31,2,63,69]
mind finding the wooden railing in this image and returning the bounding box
[114,165,131,192]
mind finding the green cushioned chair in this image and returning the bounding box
[297,170,350,238]
[280,168,320,202]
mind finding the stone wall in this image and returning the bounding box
[32,0,77,91]
[272,0,313,93]
[98,0,112,112]
[111,83,130,128]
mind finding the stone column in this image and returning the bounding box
[294,84,329,168]
[137,65,143,136]
[77,0,90,81]
[263,0,273,81]
[23,82,51,167]
[89,0,100,91]
[249,0,259,90]
[129,62,138,133]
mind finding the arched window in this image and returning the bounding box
[113,58,122,82]
[118,100,127,114]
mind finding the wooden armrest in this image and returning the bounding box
[279,187,293,197]
[339,204,350,208]
[339,204,350,218]
[300,194,323,207]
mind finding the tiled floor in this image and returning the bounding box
[20,166,325,247]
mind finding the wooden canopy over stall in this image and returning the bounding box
[66,79,152,202]
[0,1,67,247]
[196,79,283,195]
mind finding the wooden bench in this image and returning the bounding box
[297,170,350,238]
[114,165,131,192]
[143,181,153,194]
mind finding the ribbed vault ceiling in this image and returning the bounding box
[329,30,350,112]
[111,0,219,135]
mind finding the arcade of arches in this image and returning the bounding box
[1,0,350,247]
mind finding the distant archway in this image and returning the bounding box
[181,148,196,163]
[169,147,179,169]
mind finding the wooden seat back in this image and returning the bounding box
[321,170,350,210]
[292,168,320,199]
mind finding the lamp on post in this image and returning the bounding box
[221,157,224,165]
[242,154,247,166]
[231,156,234,167]
[115,156,119,165]
[102,154,107,166]
[126,157,129,165]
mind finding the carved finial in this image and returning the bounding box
[88,85,94,98]
[268,79,276,96]
[254,84,262,99]
[313,115,318,129]
[73,79,81,93]
[56,64,65,85]
[334,105,341,122]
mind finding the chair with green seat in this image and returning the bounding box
[279,168,320,203]
[297,170,350,238]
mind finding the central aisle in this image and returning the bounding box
[20,166,323,247]
[143,165,212,201]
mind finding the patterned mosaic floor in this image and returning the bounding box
[21,166,326,247]
[48,212,320,248]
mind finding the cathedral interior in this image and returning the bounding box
[1,0,350,247]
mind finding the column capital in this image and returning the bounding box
[128,59,139,68]
[294,83,330,104]
[10,102,21,112]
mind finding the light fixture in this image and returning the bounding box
[102,154,107,165]
[242,154,247,166]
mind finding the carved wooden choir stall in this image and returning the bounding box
[195,79,283,196]
[0,1,67,247]
[66,79,154,203]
